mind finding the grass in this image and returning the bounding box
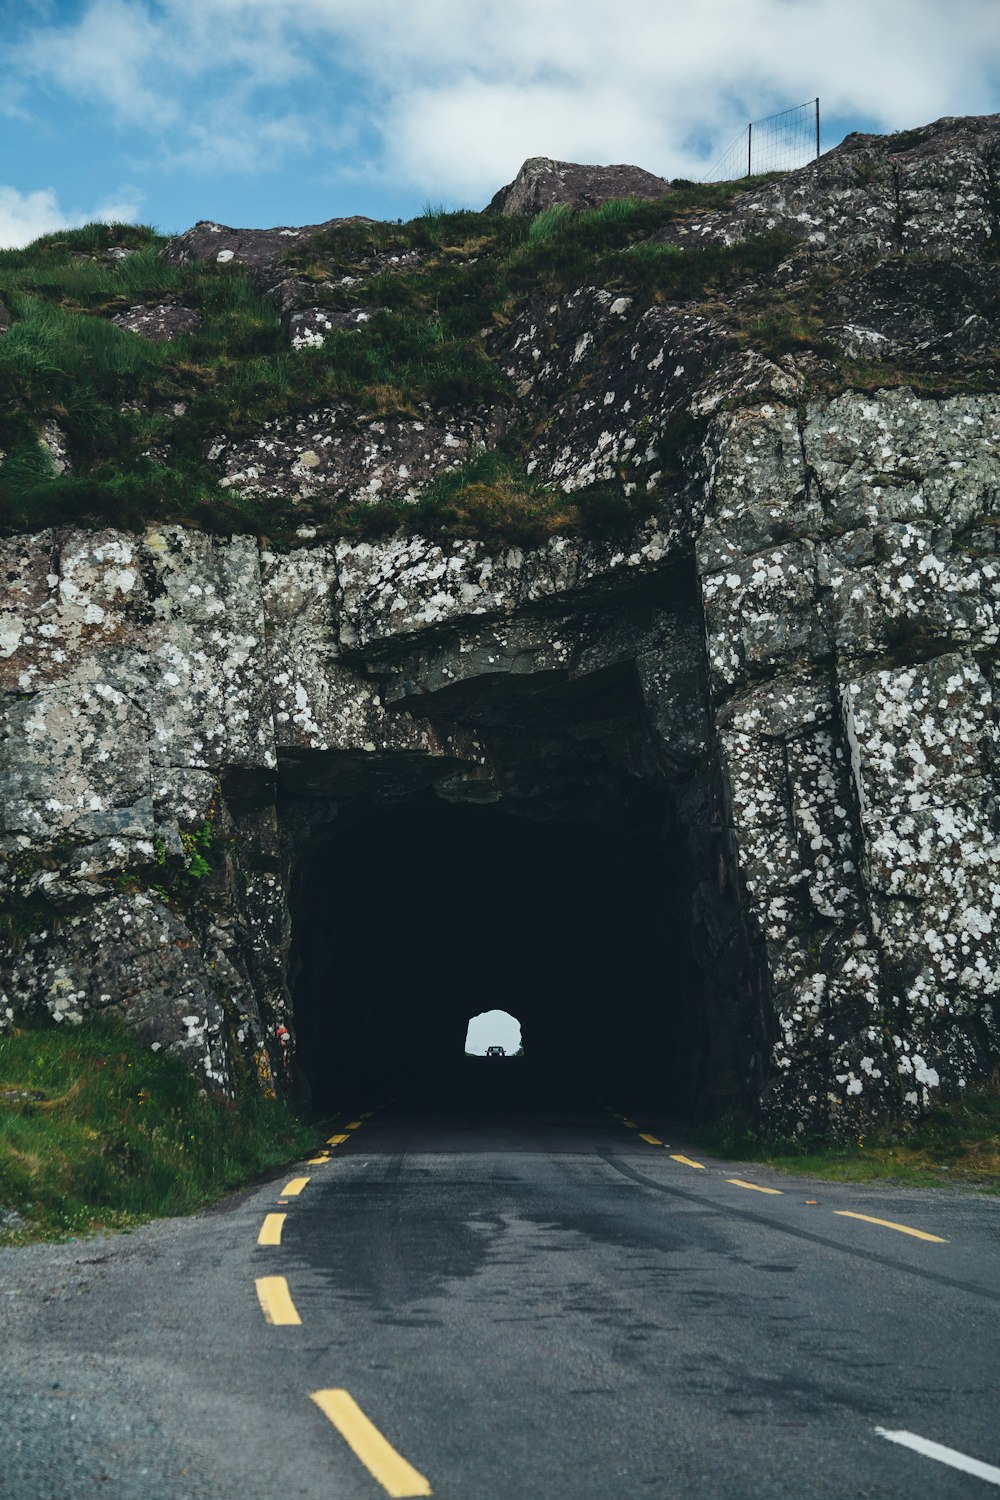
[0,193,762,542]
[2,169,995,544]
[692,1088,1000,1192]
[321,450,653,546]
[0,1017,322,1244]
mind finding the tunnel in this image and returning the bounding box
[277,589,760,1122]
[283,753,753,1116]
[288,795,700,1107]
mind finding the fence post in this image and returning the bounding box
[815,98,820,160]
[747,122,752,178]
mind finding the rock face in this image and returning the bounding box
[160,217,356,288]
[111,304,202,341]
[2,115,999,1134]
[487,157,673,216]
[207,405,502,508]
[159,215,376,334]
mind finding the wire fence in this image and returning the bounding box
[704,98,820,182]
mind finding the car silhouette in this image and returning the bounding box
[485,1045,506,1058]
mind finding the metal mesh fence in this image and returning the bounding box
[704,98,820,182]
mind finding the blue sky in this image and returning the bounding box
[2,0,1000,247]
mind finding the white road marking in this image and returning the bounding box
[876,1429,1000,1486]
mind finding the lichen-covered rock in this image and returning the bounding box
[698,387,1000,1130]
[1,891,231,1083]
[284,306,374,348]
[38,420,71,476]
[260,544,472,762]
[334,517,682,653]
[498,287,728,499]
[160,217,361,287]
[110,304,202,341]
[487,157,672,216]
[0,525,483,1085]
[658,114,1000,265]
[207,405,501,506]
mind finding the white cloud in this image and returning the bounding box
[343,0,1000,192]
[9,0,1000,204]
[0,184,142,249]
[0,187,64,248]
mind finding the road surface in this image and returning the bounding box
[2,1066,999,1498]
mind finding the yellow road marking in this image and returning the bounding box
[639,1133,662,1146]
[310,1389,432,1497]
[833,1210,947,1243]
[670,1154,705,1170]
[255,1276,301,1325]
[281,1176,310,1196]
[306,1155,330,1165]
[345,1120,363,1130]
[327,1133,350,1146]
[727,1178,783,1195]
[622,1118,638,1128]
[257,1213,286,1247]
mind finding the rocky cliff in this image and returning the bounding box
[1,115,998,1133]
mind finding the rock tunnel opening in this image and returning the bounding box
[288,795,703,1112]
[284,783,751,1119]
[278,585,760,1122]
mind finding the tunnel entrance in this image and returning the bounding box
[290,795,703,1109]
[280,591,758,1121]
[284,776,755,1117]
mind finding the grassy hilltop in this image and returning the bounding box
[0,183,803,546]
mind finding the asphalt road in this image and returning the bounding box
[2,1064,999,1499]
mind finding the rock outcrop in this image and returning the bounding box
[111,304,202,341]
[486,157,673,216]
[2,115,999,1134]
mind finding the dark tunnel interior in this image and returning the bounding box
[287,791,712,1116]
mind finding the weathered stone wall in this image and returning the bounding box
[0,517,703,1098]
[699,391,999,1130]
[2,380,996,1133]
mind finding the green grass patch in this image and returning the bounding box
[692,1088,1000,1192]
[0,1017,321,1244]
[322,451,654,547]
[0,189,785,541]
[9,175,991,544]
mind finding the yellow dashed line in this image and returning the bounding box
[727,1178,783,1195]
[306,1154,330,1165]
[255,1276,301,1326]
[257,1213,286,1247]
[621,1119,638,1128]
[310,1390,432,1497]
[281,1177,310,1196]
[327,1133,350,1146]
[670,1154,705,1170]
[639,1133,662,1146]
[833,1210,947,1243]
[345,1121,363,1130]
